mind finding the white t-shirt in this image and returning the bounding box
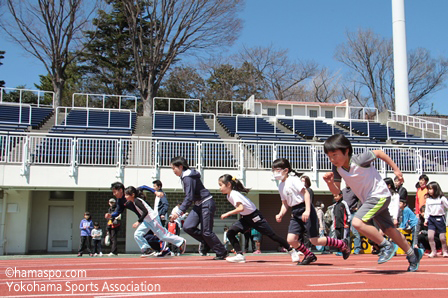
[227,190,257,216]
[388,193,400,221]
[278,175,306,207]
[333,151,390,203]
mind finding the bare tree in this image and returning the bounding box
[306,67,342,103]
[237,45,318,101]
[0,0,100,107]
[335,29,448,114]
[121,0,243,116]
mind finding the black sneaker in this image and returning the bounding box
[297,253,317,265]
[199,242,210,256]
[340,239,351,260]
[213,253,228,260]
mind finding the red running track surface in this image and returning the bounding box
[0,253,448,297]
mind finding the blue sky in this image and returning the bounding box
[2,0,448,114]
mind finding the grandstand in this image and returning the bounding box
[1,90,448,255]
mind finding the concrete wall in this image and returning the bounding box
[29,191,86,253]
[1,190,32,254]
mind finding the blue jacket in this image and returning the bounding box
[178,169,211,214]
[399,206,418,229]
[80,219,93,236]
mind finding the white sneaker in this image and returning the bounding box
[226,253,246,263]
[288,249,300,263]
[108,252,117,257]
[99,253,103,257]
[94,253,98,257]
[297,251,304,256]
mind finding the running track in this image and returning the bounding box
[0,253,447,297]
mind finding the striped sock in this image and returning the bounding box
[406,248,415,257]
[296,243,312,257]
[326,237,346,249]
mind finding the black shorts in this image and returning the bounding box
[288,203,319,238]
[428,215,446,233]
[229,210,277,238]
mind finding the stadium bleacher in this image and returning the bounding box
[50,109,136,136]
[278,118,377,143]
[217,116,304,142]
[0,104,53,131]
[152,113,237,168]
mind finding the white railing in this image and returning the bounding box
[216,100,262,116]
[388,110,448,138]
[0,87,54,108]
[56,107,133,130]
[72,93,137,112]
[1,132,448,173]
[153,97,201,114]
[152,111,216,132]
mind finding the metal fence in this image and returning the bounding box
[2,133,448,174]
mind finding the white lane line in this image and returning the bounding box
[308,281,365,287]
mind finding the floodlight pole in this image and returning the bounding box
[392,0,410,115]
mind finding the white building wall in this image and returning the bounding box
[1,190,32,254]
[29,191,86,253]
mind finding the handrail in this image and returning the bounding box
[0,87,55,108]
[388,110,448,138]
[72,93,137,112]
[216,100,262,116]
[153,97,201,114]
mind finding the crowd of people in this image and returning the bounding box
[75,134,447,272]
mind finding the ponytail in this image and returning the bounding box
[219,174,250,193]
[125,186,147,201]
[272,158,303,177]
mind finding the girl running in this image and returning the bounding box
[425,181,448,258]
[273,158,351,265]
[218,174,300,263]
[170,156,228,260]
[124,186,186,257]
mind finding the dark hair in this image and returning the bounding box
[219,174,250,193]
[272,158,303,177]
[170,156,190,170]
[420,205,426,213]
[399,199,407,205]
[315,200,323,207]
[153,180,162,188]
[301,175,311,188]
[84,212,91,220]
[394,176,404,182]
[124,186,146,200]
[427,181,444,198]
[419,174,429,182]
[384,177,396,194]
[94,222,100,227]
[111,182,125,191]
[323,134,353,157]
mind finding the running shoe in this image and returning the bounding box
[377,242,398,264]
[297,253,317,265]
[226,253,246,263]
[288,248,300,263]
[407,248,424,272]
